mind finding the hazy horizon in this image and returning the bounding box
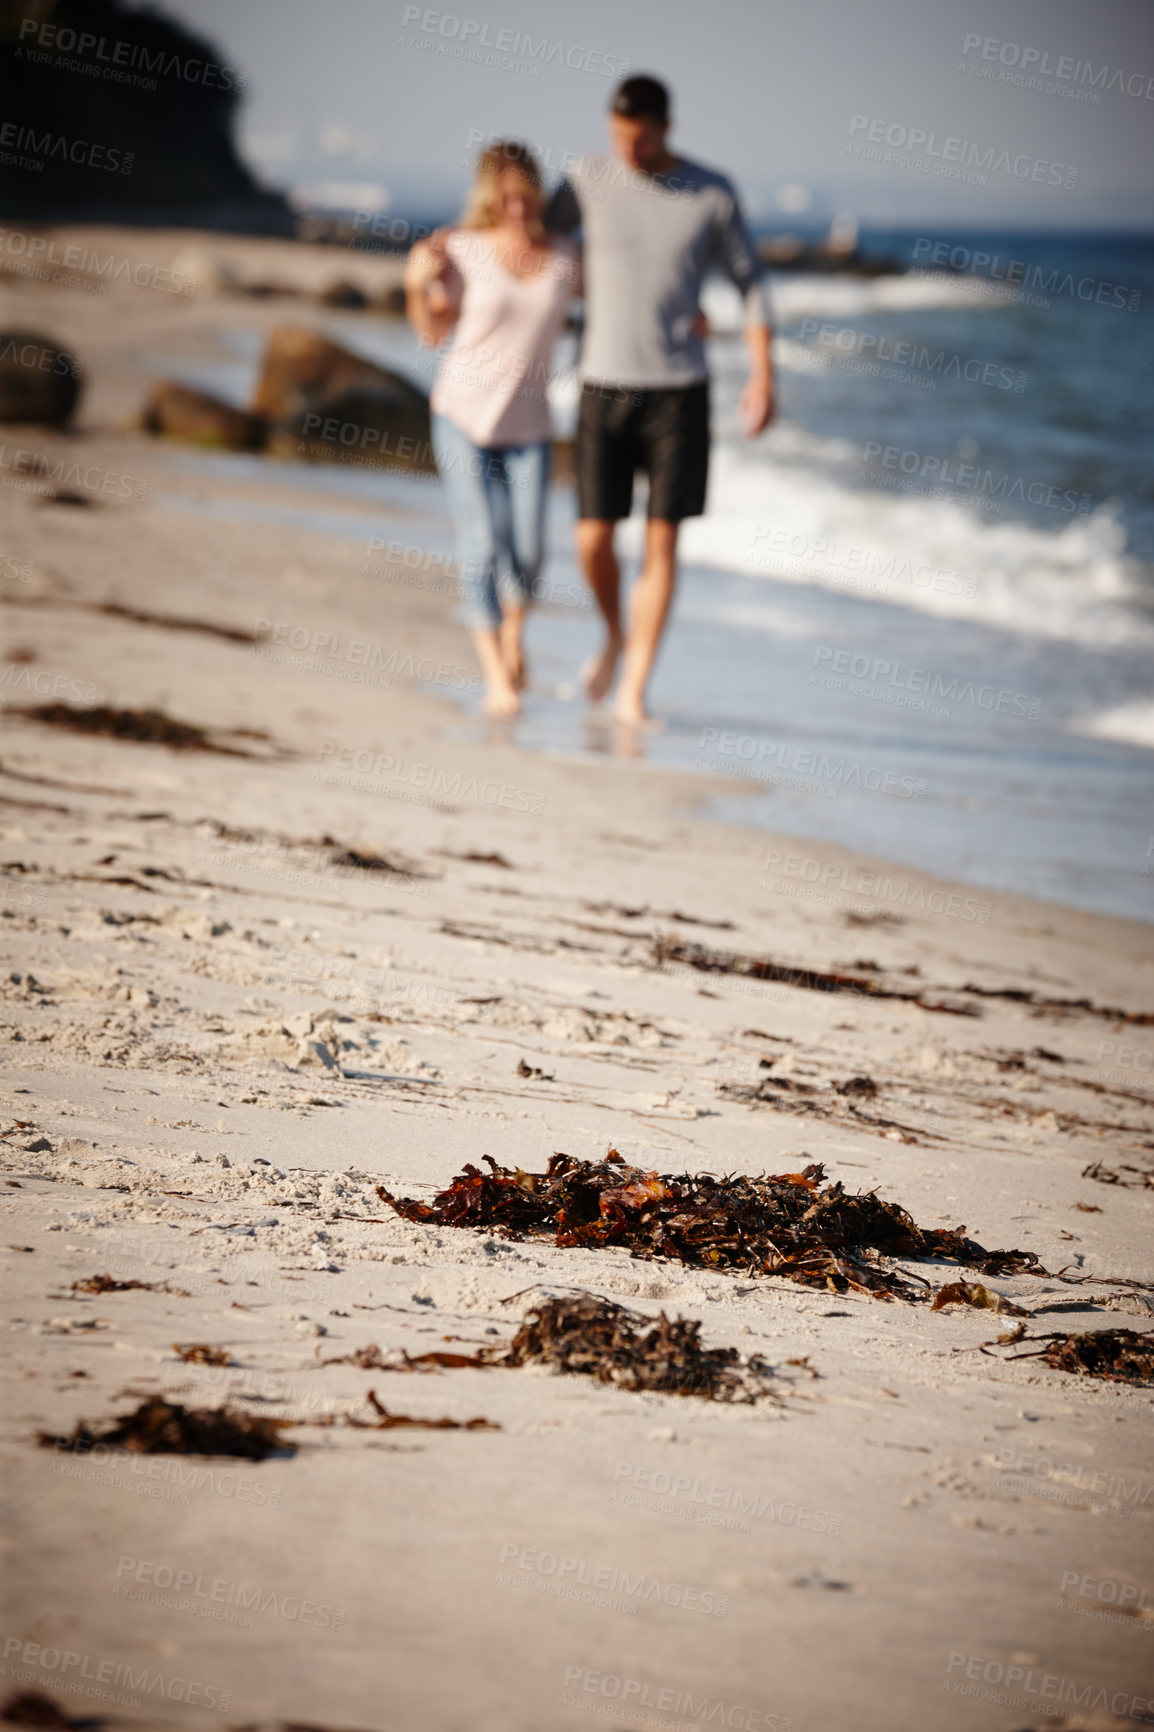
[159,0,1154,231]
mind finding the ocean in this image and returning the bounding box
[156,228,1154,923]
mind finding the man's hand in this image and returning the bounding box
[740,371,775,438]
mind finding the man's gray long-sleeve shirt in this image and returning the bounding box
[546,153,771,389]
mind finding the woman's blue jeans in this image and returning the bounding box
[431,412,551,633]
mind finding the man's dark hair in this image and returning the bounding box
[611,75,670,124]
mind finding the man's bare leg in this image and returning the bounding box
[575,517,624,703]
[615,518,679,724]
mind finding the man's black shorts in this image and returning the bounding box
[575,380,710,522]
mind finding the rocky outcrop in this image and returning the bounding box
[0,332,83,424]
[1,0,291,233]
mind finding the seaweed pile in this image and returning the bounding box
[358,1392,496,1431]
[1029,1328,1154,1385]
[4,703,252,755]
[1082,1159,1154,1191]
[932,1281,1027,1316]
[71,1274,157,1294]
[650,934,956,1011]
[501,1293,775,1401]
[322,1296,778,1403]
[379,1151,1044,1301]
[322,1344,487,1372]
[172,1342,233,1365]
[37,1396,292,1460]
[1,1692,83,1728]
[651,935,1154,1026]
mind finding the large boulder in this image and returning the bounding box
[0,333,83,425]
[141,381,265,450]
[253,326,433,472]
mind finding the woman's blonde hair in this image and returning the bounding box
[461,139,544,231]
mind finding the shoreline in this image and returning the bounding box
[5,222,1147,918]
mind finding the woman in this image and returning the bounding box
[405,141,579,716]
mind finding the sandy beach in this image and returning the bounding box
[2,228,1153,1732]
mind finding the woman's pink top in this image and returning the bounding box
[430,231,580,448]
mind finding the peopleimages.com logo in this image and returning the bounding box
[41,1435,281,1509]
[846,114,1077,188]
[752,844,991,924]
[612,1463,843,1535]
[497,1544,728,1618]
[16,16,246,90]
[313,743,546,814]
[811,646,1040,718]
[989,1447,1154,1518]
[1,1637,230,1712]
[911,239,1142,312]
[797,320,1027,392]
[559,1668,791,1730]
[960,34,1154,100]
[697,728,928,802]
[0,228,196,297]
[398,7,629,77]
[114,1557,346,1631]
[1058,1569,1148,1619]
[943,1652,1153,1723]
[0,122,133,174]
[860,440,1093,513]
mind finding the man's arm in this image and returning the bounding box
[741,321,775,438]
[717,185,775,437]
[544,175,582,237]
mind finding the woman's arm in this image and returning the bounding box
[404,228,460,347]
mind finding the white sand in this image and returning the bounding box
[1,229,1153,1732]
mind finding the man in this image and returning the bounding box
[547,74,774,725]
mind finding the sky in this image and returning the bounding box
[163,0,1154,228]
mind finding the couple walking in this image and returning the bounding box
[404,74,774,723]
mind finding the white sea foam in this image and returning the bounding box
[625,444,1152,649]
[155,303,1150,657]
[1073,700,1154,750]
[701,270,998,333]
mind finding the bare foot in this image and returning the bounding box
[473,625,521,717]
[482,678,521,718]
[613,691,664,730]
[581,630,623,704]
